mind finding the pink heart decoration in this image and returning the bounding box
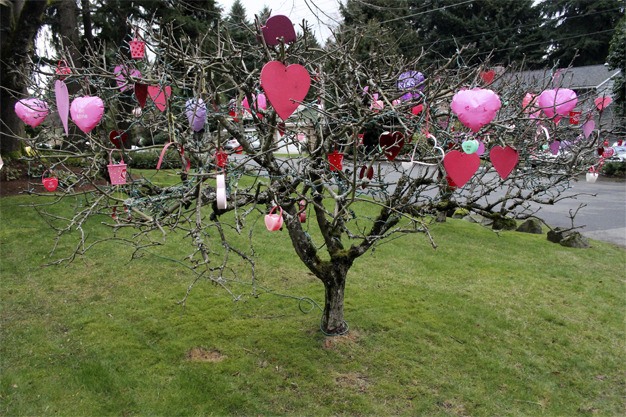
[148,85,172,112]
[443,150,480,187]
[114,65,141,92]
[135,83,148,108]
[582,119,595,139]
[264,206,284,232]
[261,61,311,120]
[14,98,49,127]
[549,140,561,155]
[602,147,615,158]
[411,104,424,116]
[70,96,104,134]
[261,15,297,46]
[594,96,612,111]
[537,88,577,118]
[490,146,519,179]
[379,131,404,161]
[450,88,501,132]
[242,93,267,114]
[54,80,69,135]
[480,70,495,84]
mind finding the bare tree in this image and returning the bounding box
[17,18,602,336]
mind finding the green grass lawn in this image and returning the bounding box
[1,189,624,416]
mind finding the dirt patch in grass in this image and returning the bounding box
[186,347,227,363]
[334,372,369,393]
[322,328,361,349]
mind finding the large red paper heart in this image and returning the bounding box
[443,150,480,187]
[109,130,130,149]
[490,145,519,179]
[148,85,172,112]
[261,61,311,120]
[262,15,296,46]
[134,83,148,108]
[379,131,405,161]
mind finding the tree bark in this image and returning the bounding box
[321,274,348,335]
[0,0,48,156]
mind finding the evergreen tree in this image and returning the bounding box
[607,15,626,133]
[539,0,625,66]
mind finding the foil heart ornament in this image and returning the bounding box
[443,150,480,187]
[379,131,404,161]
[113,65,141,92]
[70,96,104,133]
[14,98,49,128]
[450,88,501,133]
[261,61,311,120]
[490,146,519,179]
[537,88,577,118]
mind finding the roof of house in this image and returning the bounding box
[506,64,621,92]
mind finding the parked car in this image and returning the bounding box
[606,146,626,162]
[223,135,261,152]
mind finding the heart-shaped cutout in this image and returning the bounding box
[582,119,595,138]
[411,104,424,116]
[490,145,519,179]
[450,88,501,132]
[135,83,148,108]
[443,150,480,187]
[594,96,612,111]
[55,80,69,135]
[109,130,130,149]
[14,98,49,128]
[261,15,296,46]
[70,96,104,134]
[261,61,311,120]
[379,131,404,161]
[461,139,479,154]
[148,85,172,112]
[114,65,141,92]
[549,140,561,155]
[480,70,495,84]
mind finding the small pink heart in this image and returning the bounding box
[594,96,612,111]
[480,69,495,84]
[443,150,480,187]
[261,61,311,120]
[490,145,519,179]
[582,118,595,138]
[411,104,424,116]
[148,85,172,112]
[261,15,296,46]
[379,131,404,161]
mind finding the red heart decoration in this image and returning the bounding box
[261,61,311,120]
[379,131,404,161]
[134,83,148,108]
[411,104,424,116]
[443,150,480,187]
[147,85,172,112]
[261,15,297,46]
[109,130,130,149]
[490,145,519,179]
[480,70,495,84]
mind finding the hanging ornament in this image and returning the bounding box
[450,88,501,132]
[70,96,104,134]
[14,98,48,128]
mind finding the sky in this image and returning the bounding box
[217,0,342,43]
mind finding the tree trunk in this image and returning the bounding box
[322,276,348,335]
[0,0,48,156]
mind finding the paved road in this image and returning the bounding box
[238,155,626,247]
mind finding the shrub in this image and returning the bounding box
[601,161,626,178]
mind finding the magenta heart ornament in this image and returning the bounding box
[443,150,480,187]
[262,15,296,46]
[490,145,519,179]
[15,98,49,128]
[261,61,311,120]
[70,96,104,133]
[450,88,501,132]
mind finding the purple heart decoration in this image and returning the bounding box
[185,98,207,132]
[549,140,561,155]
[262,15,297,46]
[114,65,141,92]
[582,119,595,139]
[397,71,425,101]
